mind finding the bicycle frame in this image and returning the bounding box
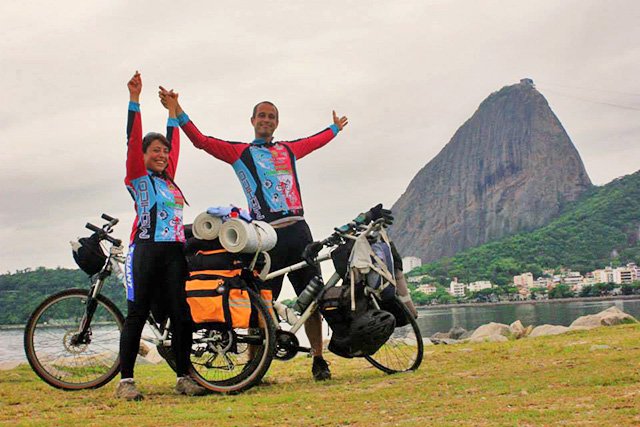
[265,219,384,337]
[266,257,337,335]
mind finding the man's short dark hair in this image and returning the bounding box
[252,101,279,119]
[142,132,171,152]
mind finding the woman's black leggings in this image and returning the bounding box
[119,242,192,378]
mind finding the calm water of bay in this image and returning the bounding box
[2,298,639,363]
[415,298,640,337]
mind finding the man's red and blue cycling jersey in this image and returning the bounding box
[178,112,339,224]
[125,102,186,244]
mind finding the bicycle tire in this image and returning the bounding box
[24,288,124,390]
[189,287,276,393]
[365,296,424,374]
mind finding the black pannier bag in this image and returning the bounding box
[331,233,416,327]
[72,234,107,275]
[330,238,407,327]
[319,284,395,358]
[330,239,354,278]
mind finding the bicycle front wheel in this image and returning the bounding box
[189,287,276,393]
[365,297,424,374]
[24,289,124,390]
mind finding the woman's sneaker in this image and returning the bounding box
[175,376,207,396]
[312,356,331,381]
[115,379,144,401]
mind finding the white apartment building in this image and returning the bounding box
[562,271,583,286]
[613,266,636,285]
[561,271,584,292]
[417,284,437,295]
[592,267,614,284]
[467,280,492,292]
[402,256,422,274]
[449,278,466,297]
[513,272,534,289]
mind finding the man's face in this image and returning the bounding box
[251,103,279,141]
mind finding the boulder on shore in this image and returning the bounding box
[469,322,510,340]
[0,361,22,370]
[569,306,638,330]
[529,324,570,337]
[431,331,450,340]
[449,326,468,340]
[509,320,531,339]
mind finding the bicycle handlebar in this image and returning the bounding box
[302,217,387,266]
[319,217,386,248]
[85,223,102,233]
[85,214,123,247]
[101,214,118,226]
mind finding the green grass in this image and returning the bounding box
[2,324,640,426]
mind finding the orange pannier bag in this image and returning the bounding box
[185,270,252,328]
[258,287,277,326]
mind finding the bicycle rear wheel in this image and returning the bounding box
[189,287,276,393]
[24,289,124,390]
[365,297,423,374]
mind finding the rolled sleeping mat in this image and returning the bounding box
[219,219,277,253]
[192,212,223,240]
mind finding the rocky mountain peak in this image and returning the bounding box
[389,79,592,263]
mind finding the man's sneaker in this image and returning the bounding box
[312,356,331,381]
[115,379,144,401]
[175,376,207,396]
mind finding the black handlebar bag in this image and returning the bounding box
[71,234,107,275]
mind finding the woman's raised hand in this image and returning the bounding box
[128,71,142,102]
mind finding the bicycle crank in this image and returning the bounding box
[274,330,306,361]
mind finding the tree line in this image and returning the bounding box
[0,267,125,325]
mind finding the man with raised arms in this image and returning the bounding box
[159,88,347,381]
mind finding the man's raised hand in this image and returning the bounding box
[158,86,174,108]
[159,86,179,111]
[158,86,183,115]
[333,110,348,131]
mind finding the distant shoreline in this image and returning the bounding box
[3,295,640,327]
[0,324,25,330]
[417,294,640,310]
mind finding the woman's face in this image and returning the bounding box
[144,139,169,173]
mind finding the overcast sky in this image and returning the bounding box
[2,0,639,275]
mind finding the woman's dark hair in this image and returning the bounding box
[142,132,171,152]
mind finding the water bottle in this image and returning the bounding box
[293,276,325,314]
